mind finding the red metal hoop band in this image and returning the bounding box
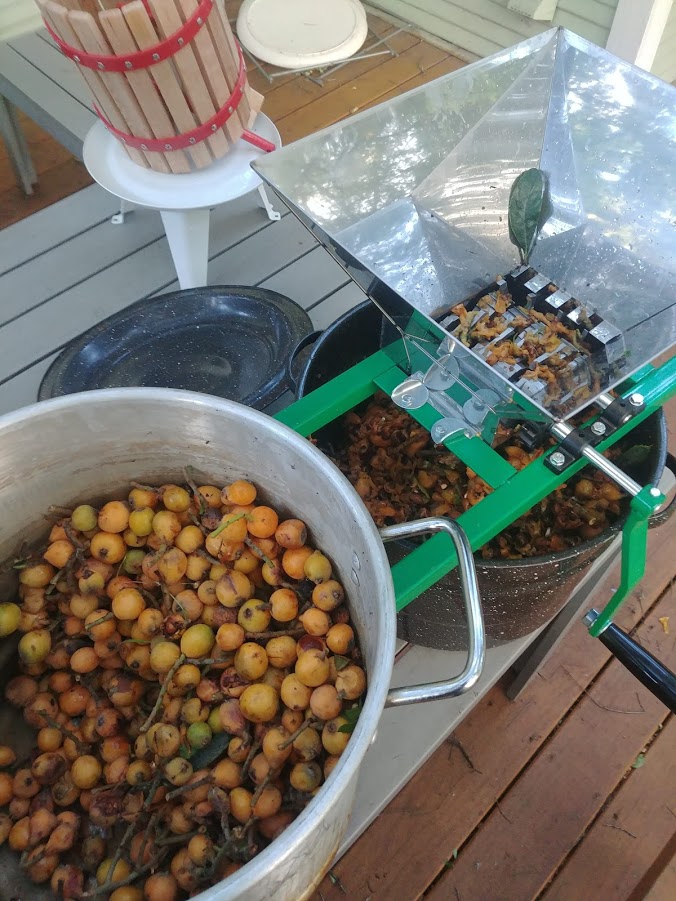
[43,0,213,73]
[94,44,246,152]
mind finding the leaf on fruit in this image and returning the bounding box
[632,753,646,769]
[508,168,547,264]
[190,732,230,768]
[333,655,351,671]
[338,701,363,734]
[659,616,670,635]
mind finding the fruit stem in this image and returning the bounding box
[209,512,248,540]
[103,818,136,887]
[84,612,114,632]
[240,739,261,782]
[139,653,186,733]
[183,467,208,516]
[278,716,318,751]
[165,775,212,801]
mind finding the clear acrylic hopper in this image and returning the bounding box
[254,28,676,423]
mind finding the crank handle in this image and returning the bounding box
[380,517,485,707]
[585,610,676,712]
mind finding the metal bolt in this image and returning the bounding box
[125,61,133,69]
[152,52,160,61]
[178,37,184,45]
[197,16,203,24]
[590,421,607,437]
[211,124,217,132]
[97,62,105,70]
[73,54,80,63]
[650,487,661,497]
[189,137,196,144]
[165,143,173,150]
[550,451,566,468]
[140,144,148,151]
[629,393,644,407]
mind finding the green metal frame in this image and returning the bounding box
[275,343,676,627]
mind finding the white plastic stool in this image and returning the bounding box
[237,0,368,70]
[82,114,282,290]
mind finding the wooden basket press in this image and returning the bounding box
[37,0,266,173]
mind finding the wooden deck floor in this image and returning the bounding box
[0,5,675,899]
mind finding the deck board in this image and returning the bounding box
[428,589,676,901]
[543,717,676,900]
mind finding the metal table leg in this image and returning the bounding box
[0,96,37,196]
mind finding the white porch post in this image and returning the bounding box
[606,0,673,70]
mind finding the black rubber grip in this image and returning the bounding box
[597,623,676,712]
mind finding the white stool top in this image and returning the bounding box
[237,0,368,69]
[82,114,281,212]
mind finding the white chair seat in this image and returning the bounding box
[237,0,368,69]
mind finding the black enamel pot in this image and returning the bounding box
[290,301,673,650]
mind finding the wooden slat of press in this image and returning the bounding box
[316,511,676,901]
[0,183,117,275]
[68,10,164,173]
[276,41,449,144]
[209,0,252,128]
[543,717,676,901]
[0,45,95,156]
[262,26,419,122]
[8,30,93,110]
[308,283,364,329]
[0,208,164,327]
[99,8,190,174]
[147,0,228,159]
[122,0,211,169]
[428,590,676,901]
[40,0,140,175]
[0,204,300,384]
[178,0,241,145]
[259,247,352,310]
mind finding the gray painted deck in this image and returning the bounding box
[0,183,363,415]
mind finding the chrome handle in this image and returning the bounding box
[379,517,485,707]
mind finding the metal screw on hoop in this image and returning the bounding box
[152,53,160,61]
[97,62,105,70]
[197,17,203,24]
[125,61,133,69]
[189,137,197,144]
[211,124,217,132]
[178,38,184,46]
[73,55,80,63]
[165,144,173,150]
[140,144,148,151]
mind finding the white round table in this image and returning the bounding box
[83,113,282,290]
[237,0,367,69]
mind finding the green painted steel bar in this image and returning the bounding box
[274,349,398,436]
[373,367,516,488]
[275,340,676,617]
[392,363,676,611]
[588,487,656,637]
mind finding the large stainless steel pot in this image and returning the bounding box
[0,388,484,901]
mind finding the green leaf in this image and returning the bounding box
[617,444,651,469]
[333,655,351,672]
[632,753,646,769]
[508,168,547,264]
[190,732,230,768]
[338,702,363,734]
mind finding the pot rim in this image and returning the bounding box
[0,387,397,900]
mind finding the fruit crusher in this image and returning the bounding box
[254,29,676,711]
